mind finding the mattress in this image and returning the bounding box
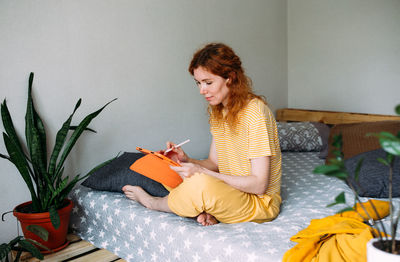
[69,152,388,262]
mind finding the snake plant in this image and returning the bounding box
[0,72,115,229]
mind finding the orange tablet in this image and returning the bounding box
[130,147,183,188]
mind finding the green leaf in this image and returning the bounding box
[69,126,97,133]
[326,158,344,166]
[380,139,400,156]
[336,207,354,214]
[3,133,39,209]
[48,99,82,177]
[54,98,116,176]
[0,152,11,161]
[1,100,28,160]
[377,157,389,166]
[8,236,23,247]
[25,73,48,202]
[395,104,400,115]
[56,176,80,203]
[367,131,400,156]
[85,156,118,176]
[326,192,347,207]
[25,238,49,251]
[326,202,338,207]
[18,240,44,260]
[325,171,348,180]
[313,165,341,174]
[26,224,48,241]
[49,206,60,229]
[25,73,35,161]
[332,134,343,148]
[332,151,342,158]
[48,177,69,207]
[0,243,11,260]
[354,158,364,181]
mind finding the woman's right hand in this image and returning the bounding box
[162,141,190,163]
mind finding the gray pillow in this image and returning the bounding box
[345,149,400,198]
[81,152,169,197]
[311,122,331,159]
[277,122,323,152]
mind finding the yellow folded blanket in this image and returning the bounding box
[282,200,389,262]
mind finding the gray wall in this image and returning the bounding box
[288,0,400,114]
[0,1,287,242]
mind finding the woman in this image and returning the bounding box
[123,43,281,226]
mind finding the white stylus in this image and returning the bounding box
[164,139,190,153]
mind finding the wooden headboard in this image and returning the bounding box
[276,108,400,125]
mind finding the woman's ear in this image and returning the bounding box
[226,72,236,85]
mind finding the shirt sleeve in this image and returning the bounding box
[247,105,273,159]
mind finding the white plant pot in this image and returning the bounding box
[367,238,400,262]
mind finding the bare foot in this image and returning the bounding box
[122,185,151,206]
[197,212,218,226]
[122,185,171,213]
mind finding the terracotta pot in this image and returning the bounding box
[13,199,73,252]
[367,238,400,262]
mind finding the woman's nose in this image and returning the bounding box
[199,84,207,94]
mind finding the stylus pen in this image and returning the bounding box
[164,139,190,153]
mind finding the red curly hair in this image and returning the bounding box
[188,43,266,128]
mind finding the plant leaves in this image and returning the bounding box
[8,236,23,247]
[327,192,347,207]
[54,98,116,176]
[49,206,60,229]
[48,99,82,177]
[85,156,118,177]
[395,104,400,115]
[377,157,389,166]
[354,157,364,181]
[367,131,400,156]
[26,225,49,241]
[0,152,11,161]
[313,165,341,174]
[3,133,39,208]
[18,240,44,259]
[69,126,97,133]
[336,207,354,214]
[0,243,11,260]
[25,73,48,208]
[380,139,400,156]
[1,100,28,160]
[25,72,35,161]
[326,158,344,167]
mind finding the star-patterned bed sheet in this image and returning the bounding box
[68,152,362,262]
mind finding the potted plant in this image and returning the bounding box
[313,104,400,261]
[0,72,115,252]
[0,236,43,262]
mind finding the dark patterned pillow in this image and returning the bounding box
[345,149,400,198]
[277,122,323,152]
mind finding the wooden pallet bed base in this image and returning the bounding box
[12,234,126,262]
[276,108,400,125]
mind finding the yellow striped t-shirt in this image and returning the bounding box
[210,98,282,195]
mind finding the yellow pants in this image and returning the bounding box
[167,173,281,224]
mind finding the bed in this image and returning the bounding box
[69,108,400,262]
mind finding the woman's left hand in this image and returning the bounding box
[170,162,204,179]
